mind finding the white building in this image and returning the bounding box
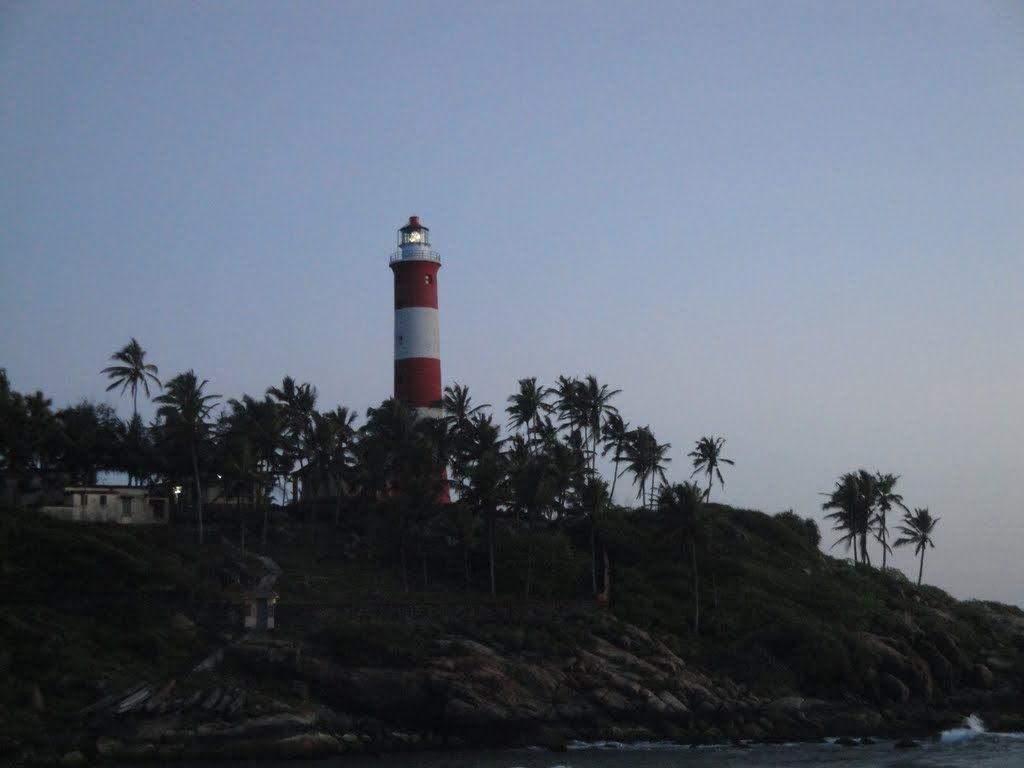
[40,486,169,524]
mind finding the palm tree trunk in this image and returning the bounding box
[400,529,409,594]
[918,549,925,586]
[590,517,598,597]
[524,536,532,599]
[599,545,611,603]
[691,538,700,637]
[610,458,620,498]
[261,500,269,552]
[488,511,496,598]
[191,442,204,545]
[860,532,871,567]
[419,531,428,588]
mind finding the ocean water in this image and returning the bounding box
[207,717,1024,768]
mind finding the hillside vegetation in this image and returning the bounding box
[3,501,1023,762]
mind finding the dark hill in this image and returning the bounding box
[2,504,1022,764]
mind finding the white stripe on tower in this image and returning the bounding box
[394,307,440,360]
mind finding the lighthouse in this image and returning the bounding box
[390,216,443,419]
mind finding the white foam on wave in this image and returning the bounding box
[941,713,988,744]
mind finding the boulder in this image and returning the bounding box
[880,673,910,706]
[971,664,995,689]
[851,632,933,701]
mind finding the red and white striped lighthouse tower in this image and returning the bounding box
[390,215,443,419]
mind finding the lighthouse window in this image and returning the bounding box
[424,275,432,285]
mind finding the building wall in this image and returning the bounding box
[40,487,169,524]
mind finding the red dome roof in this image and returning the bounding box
[400,215,428,232]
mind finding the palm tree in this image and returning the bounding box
[102,338,161,418]
[551,375,581,437]
[462,412,507,597]
[267,376,317,504]
[600,412,631,500]
[154,371,220,544]
[224,394,287,549]
[580,475,611,598]
[120,412,154,487]
[443,383,489,499]
[872,472,908,570]
[688,436,734,502]
[658,481,705,635]
[821,470,877,566]
[623,426,671,509]
[506,377,552,452]
[302,407,359,525]
[361,398,446,590]
[576,375,621,472]
[894,507,940,585]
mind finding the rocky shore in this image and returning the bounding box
[20,606,1024,766]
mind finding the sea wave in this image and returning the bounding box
[940,714,1024,744]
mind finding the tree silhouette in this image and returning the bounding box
[506,377,552,453]
[155,371,220,544]
[267,376,317,505]
[576,375,621,472]
[443,382,489,500]
[894,507,940,585]
[623,426,671,509]
[600,412,631,500]
[658,481,705,635]
[870,472,907,570]
[821,470,877,566]
[688,436,734,502]
[102,338,161,418]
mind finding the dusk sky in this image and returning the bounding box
[2,2,1022,605]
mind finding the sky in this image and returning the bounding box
[1,1,1022,605]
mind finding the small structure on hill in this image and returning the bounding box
[40,486,169,524]
[242,588,278,631]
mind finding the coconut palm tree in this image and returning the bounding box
[443,383,489,498]
[154,371,220,544]
[576,375,621,472]
[102,338,161,418]
[506,377,552,452]
[821,470,877,566]
[894,507,940,586]
[658,481,705,635]
[872,472,908,570]
[462,412,507,597]
[688,436,735,502]
[600,412,631,500]
[224,395,287,549]
[360,398,447,590]
[267,376,317,504]
[302,406,359,524]
[623,426,671,509]
[551,375,581,437]
[580,475,611,598]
